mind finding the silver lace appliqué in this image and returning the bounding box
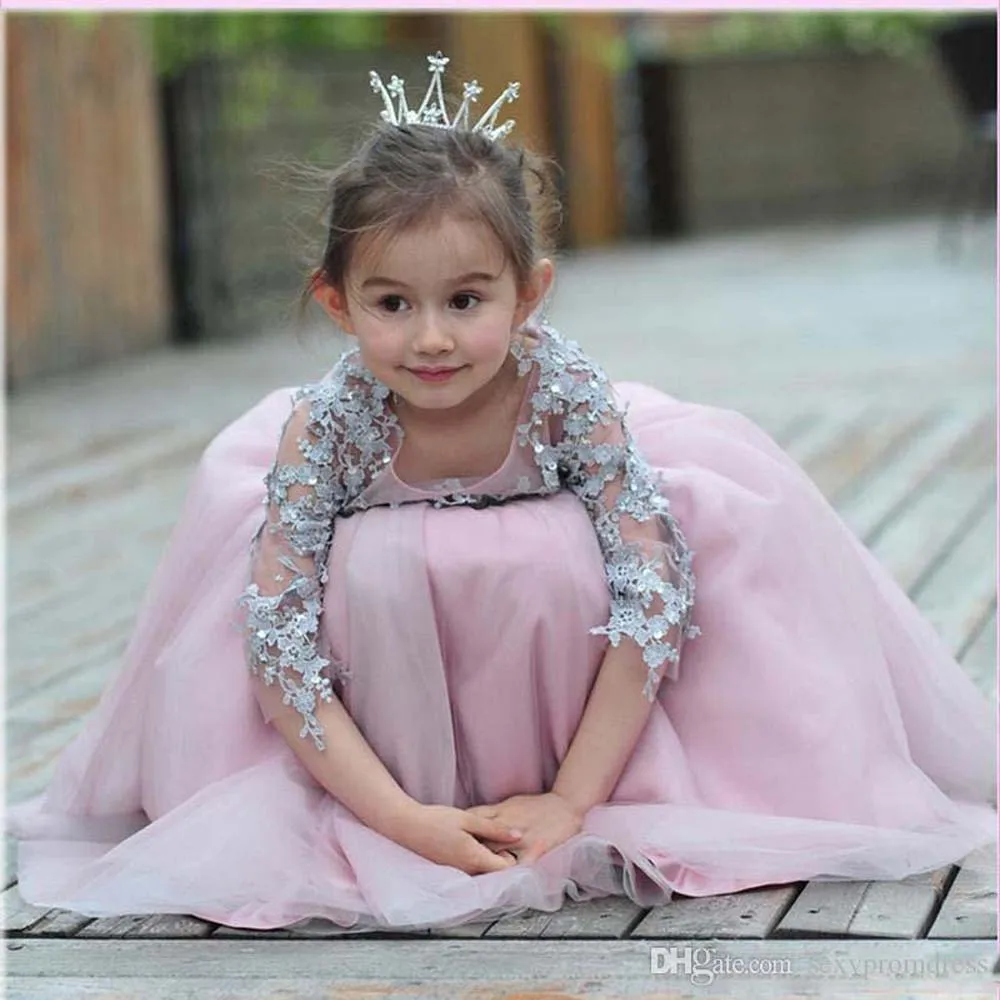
[239,357,399,750]
[513,325,699,699]
[241,325,698,749]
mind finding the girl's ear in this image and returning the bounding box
[312,278,355,336]
[513,258,554,329]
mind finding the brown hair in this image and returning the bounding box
[302,122,561,307]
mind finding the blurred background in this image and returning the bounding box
[6,9,997,387]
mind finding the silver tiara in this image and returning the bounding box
[369,51,520,142]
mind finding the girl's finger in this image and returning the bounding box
[465,805,498,822]
[468,843,516,873]
[464,814,523,843]
[479,839,515,853]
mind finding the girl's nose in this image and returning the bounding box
[412,316,454,354]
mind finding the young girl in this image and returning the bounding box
[11,53,995,932]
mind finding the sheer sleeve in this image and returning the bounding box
[239,388,343,750]
[558,382,699,699]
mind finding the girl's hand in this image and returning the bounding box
[387,803,524,875]
[468,793,584,865]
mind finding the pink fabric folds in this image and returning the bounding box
[10,382,996,931]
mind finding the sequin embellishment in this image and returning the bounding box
[241,325,697,747]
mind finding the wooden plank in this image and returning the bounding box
[771,882,868,938]
[2,886,52,934]
[259,921,355,939]
[927,844,997,940]
[432,918,497,938]
[285,922,434,940]
[211,924,295,939]
[75,914,153,938]
[541,896,646,939]
[476,895,643,940]
[8,657,110,747]
[959,610,996,701]
[808,408,930,507]
[483,907,554,938]
[214,920,435,940]
[774,865,954,940]
[5,976,999,1000]
[8,716,94,804]
[7,428,206,531]
[843,865,954,939]
[910,498,996,656]
[6,421,153,482]
[6,937,997,997]
[9,456,190,557]
[9,501,175,613]
[7,604,141,706]
[632,884,800,940]
[23,908,94,937]
[868,477,993,597]
[759,411,819,450]
[844,882,939,940]
[784,402,871,471]
[125,914,215,939]
[836,409,988,542]
[45,905,217,941]
[9,520,173,627]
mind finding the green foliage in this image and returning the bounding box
[682,12,964,61]
[148,12,385,77]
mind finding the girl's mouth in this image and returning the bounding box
[409,367,463,383]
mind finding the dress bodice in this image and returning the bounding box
[240,323,699,749]
[359,357,547,510]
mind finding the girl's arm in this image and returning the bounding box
[471,348,697,857]
[473,428,693,853]
[550,636,655,817]
[553,378,699,813]
[258,669,520,874]
[254,677,418,835]
[242,392,518,872]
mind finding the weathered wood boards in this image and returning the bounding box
[5,938,998,999]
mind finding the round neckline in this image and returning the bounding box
[386,353,540,496]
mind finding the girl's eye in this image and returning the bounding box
[379,295,408,313]
[451,292,481,311]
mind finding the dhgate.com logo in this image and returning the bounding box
[650,945,793,986]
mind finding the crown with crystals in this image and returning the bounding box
[369,51,521,142]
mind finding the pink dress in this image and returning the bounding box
[10,325,996,931]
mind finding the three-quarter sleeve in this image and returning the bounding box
[239,389,343,750]
[558,383,698,699]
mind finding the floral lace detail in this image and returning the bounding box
[239,359,399,749]
[242,324,698,748]
[514,324,699,698]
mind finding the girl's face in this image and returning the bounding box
[315,214,552,417]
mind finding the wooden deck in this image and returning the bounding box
[5,217,997,997]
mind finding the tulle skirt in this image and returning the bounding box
[10,384,996,930]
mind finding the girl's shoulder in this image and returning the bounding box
[521,323,622,436]
[291,345,394,437]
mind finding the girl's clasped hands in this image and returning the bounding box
[392,793,585,874]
